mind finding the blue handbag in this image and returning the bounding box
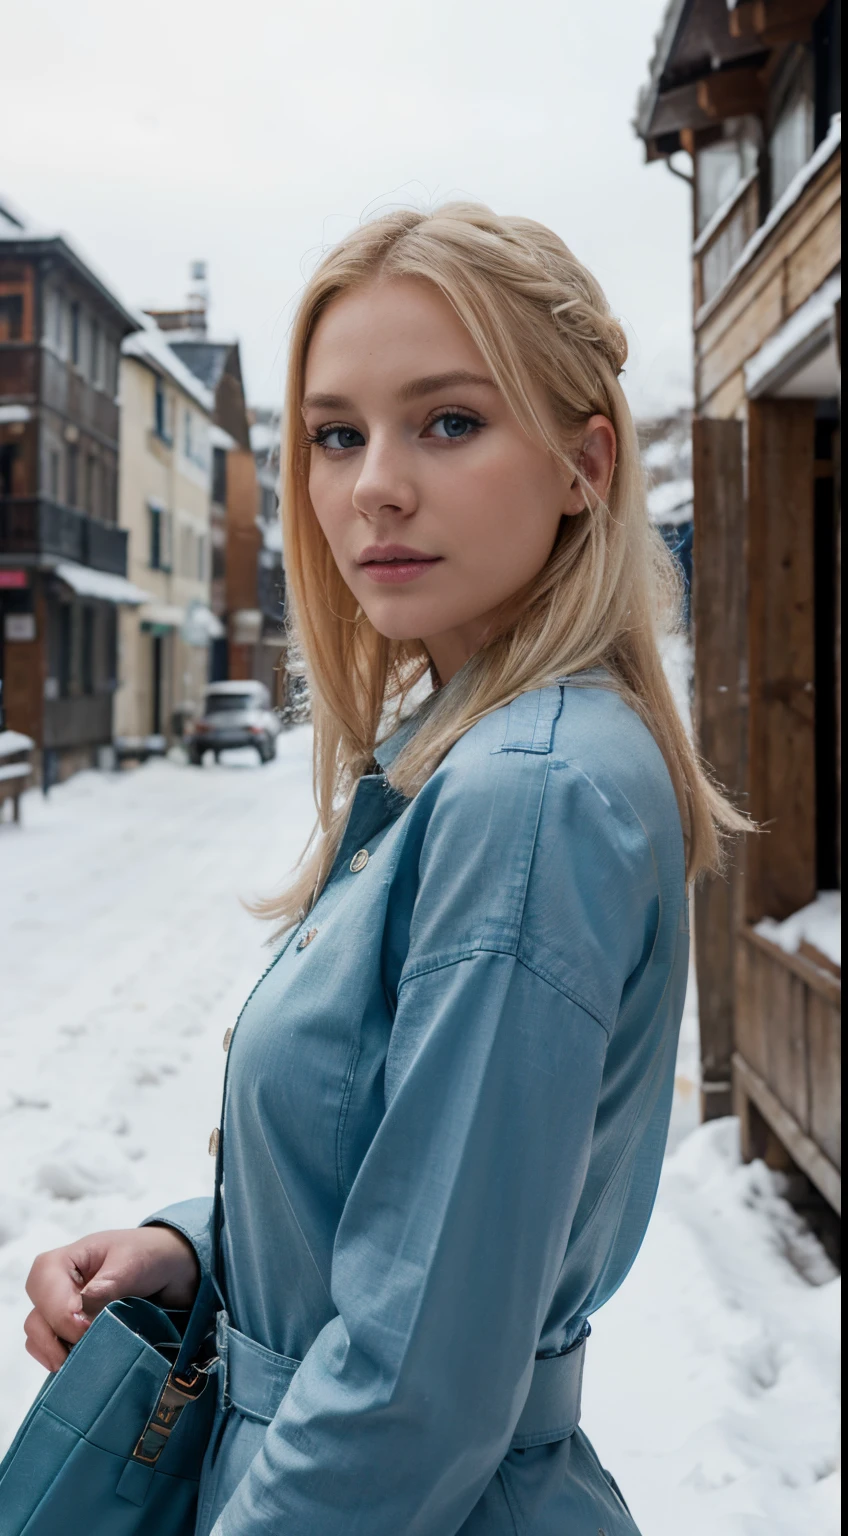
[0,1285,219,1534]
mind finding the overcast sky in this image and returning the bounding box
[1,0,692,419]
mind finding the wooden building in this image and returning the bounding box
[0,197,147,783]
[638,0,841,1213]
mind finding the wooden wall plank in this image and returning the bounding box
[699,273,784,404]
[807,991,842,1169]
[785,203,842,315]
[746,399,817,922]
[696,155,840,356]
[692,417,747,1117]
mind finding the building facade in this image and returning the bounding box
[638,0,841,1212]
[250,406,287,707]
[115,326,221,745]
[0,196,144,783]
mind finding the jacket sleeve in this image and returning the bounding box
[140,1195,215,1280]
[211,751,658,1536]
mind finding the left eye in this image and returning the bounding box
[428,413,478,440]
[316,426,365,450]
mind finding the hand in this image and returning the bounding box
[24,1225,200,1373]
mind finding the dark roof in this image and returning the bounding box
[168,341,233,393]
[636,0,769,149]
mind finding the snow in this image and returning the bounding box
[210,424,237,452]
[696,115,842,328]
[755,892,841,971]
[745,273,841,397]
[642,435,689,473]
[122,323,215,416]
[0,689,839,1534]
[648,476,694,525]
[0,405,31,425]
[249,420,278,455]
[54,561,152,606]
[0,730,35,759]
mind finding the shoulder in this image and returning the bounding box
[400,676,684,1025]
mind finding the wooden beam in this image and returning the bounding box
[696,67,765,121]
[733,1052,841,1212]
[729,0,823,44]
[729,2,758,39]
[746,400,817,923]
[692,417,747,1119]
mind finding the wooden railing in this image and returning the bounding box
[0,497,127,574]
[694,175,760,313]
[734,925,841,1212]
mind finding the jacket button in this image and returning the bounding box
[222,1028,233,1052]
[296,926,318,950]
[350,849,369,872]
[208,1128,220,1157]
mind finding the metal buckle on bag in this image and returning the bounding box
[132,1359,217,1466]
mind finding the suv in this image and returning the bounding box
[186,681,280,766]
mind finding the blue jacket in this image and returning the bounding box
[148,670,689,1535]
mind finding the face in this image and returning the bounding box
[302,276,615,684]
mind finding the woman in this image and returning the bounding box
[23,204,741,1535]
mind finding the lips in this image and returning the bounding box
[357,544,442,586]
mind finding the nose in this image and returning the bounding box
[352,431,418,521]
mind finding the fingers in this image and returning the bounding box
[25,1245,93,1346]
[23,1308,70,1374]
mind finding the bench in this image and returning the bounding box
[0,730,35,823]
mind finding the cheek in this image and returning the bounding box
[439,439,563,564]
[307,461,348,550]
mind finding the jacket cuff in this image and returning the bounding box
[140,1195,214,1278]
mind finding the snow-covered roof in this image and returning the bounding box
[697,114,842,326]
[210,423,237,452]
[55,562,152,606]
[168,339,234,394]
[755,891,841,971]
[122,323,214,415]
[647,476,694,527]
[0,193,140,333]
[0,404,31,425]
[745,272,841,398]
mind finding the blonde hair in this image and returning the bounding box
[259,202,745,930]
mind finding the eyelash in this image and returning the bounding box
[304,408,485,455]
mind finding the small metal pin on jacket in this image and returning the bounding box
[208,1127,220,1157]
[350,849,369,873]
[296,927,318,951]
[222,1027,232,1052]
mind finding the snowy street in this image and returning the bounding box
[0,736,840,1536]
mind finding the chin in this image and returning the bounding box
[359,596,442,644]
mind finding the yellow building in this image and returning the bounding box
[115,325,222,745]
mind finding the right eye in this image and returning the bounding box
[313,425,365,452]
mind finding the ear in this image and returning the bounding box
[563,415,617,515]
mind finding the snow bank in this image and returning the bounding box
[0,730,35,758]
[587,1117,840,1536]
[648,476,694,525]
[755,891,841,970]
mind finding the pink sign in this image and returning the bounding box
[0,569,28,589]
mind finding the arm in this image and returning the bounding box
[140,1195,215,1281]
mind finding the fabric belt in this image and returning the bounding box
[215,1313,587,1450]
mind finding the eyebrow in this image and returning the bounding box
[302,370,497,413]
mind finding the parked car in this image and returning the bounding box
[186,681,280,766]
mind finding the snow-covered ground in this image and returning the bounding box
[0,722,840,1535]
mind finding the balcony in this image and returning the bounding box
[0,497,128,576]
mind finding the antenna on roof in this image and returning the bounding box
[187,260,208,334]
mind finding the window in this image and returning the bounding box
[54,291,64,351]
[86,453,97,516]
[90,321,101,386]
[154,376,172,442]
[149,503,172,570]
[197,533,207,582]
[0,294,24,341]
[768,48,814,208]
[81,607,95,695]
[695,120,760,233]
[70,301,81,366]
[66,444,79,508]
[212,445,226,505]
[184,408,193,459]
[49,449,60,499]
[0,442,19,497]
[58,603,72,697]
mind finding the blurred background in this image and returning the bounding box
[0,3,841,1533]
